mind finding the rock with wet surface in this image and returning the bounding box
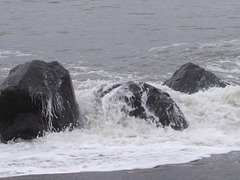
[164,62,228,94]
[98,81,188,131]
[0,60,80,142]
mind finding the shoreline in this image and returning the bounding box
[1,151,240,180]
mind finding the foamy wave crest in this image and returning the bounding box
[0,50,31,59]
[0,79,240,178]
[76,79,240,147]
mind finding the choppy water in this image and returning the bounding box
[0,0,240,178]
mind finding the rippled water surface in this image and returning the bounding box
[0,0,240,178]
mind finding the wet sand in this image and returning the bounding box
[1,151,240,180]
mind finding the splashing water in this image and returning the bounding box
[1,0,240,177]
[1,80,240,178]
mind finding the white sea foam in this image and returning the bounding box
[1,39,240,178]
[0,50,31,59]
[1,0,240,177]
[0,79,240,178]
[148,43,187,53]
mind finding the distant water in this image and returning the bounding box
[0,0,240,178]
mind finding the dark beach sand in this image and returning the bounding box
[1,151,240,180]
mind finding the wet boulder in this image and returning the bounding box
[164,62,227,94]
[98,81,188,131]
[0,60,80,142]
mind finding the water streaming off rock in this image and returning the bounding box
[0,0,240,178]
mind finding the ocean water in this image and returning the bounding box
[1,0,240,178]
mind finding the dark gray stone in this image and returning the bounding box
[0,60,80,142]
[98,81,188,131]
[164,62,227,94]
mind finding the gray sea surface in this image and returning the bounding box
[0,0,240,83]
[1,0,240,178]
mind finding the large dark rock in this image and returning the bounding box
[164,62,227,94]
[0,60,80,142]
[98,81,188,131]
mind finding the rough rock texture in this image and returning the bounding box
[0,60,79,142]
[98,81,188,131]
[164,62,227,94]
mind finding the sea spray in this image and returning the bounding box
[1,0,240,177]
[1,82,240,177]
